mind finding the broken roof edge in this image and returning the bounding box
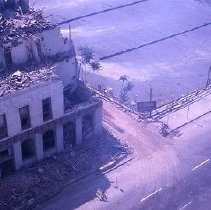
[0,8,57,45]
[0,79,63,103]
[0,66,62,99]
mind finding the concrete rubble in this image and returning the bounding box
[0,9,55,44]
[0,68,59,97]
[0,2,105,210]
[0,130,131,210]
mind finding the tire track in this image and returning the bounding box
[57,0,148,25]
[100,22,211,60]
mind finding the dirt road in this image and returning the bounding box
[39,100,198,210]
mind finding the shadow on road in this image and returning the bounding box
[57,0,148,25]
[0,128,132,210]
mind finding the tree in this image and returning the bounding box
[118,75,134,103]
[79,46,101,71]
[78,46,94,65]
[119,75,128,83]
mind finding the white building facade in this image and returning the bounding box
[0,0,102,177]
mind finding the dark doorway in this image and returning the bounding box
[63,121,76,147]
[4,48,13,67]
[0,159,14,177]
[82,114,94,136]
[43,130,55,151]
[21,139,35,160]
[0,114,8,140]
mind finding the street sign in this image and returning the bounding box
[137,101,157,113]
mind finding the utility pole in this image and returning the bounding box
[149,88,152,117]
[69,24,72,40]
[150,88,153,102]
[186,94,190,120]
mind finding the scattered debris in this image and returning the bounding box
[0,68,59,97]
[96,188,108,202]
[0,9,55,45]
[37,168,44,174]
[0,130,131,209]
[114,177,124,192]
[159,123,170,137]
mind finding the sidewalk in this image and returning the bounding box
[160,94,211,130]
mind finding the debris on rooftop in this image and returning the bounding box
[0,9,55,44]
[0,0,29,14]
[0,68,60,97]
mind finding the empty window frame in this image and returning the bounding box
[0,114,8,140]
[19,106,31,130]
[42,98,53,122]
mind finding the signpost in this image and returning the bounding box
[137,101,157,113]
[137,88,157,117]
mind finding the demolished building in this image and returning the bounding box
[0,0,102,177]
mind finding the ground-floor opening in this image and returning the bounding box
[63,121,76,147]
[82,114,94,137]
[43,130,55,151]
[21,138,35,160]
[0,159,14,177]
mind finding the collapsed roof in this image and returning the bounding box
[0,9,56,45]
[0,0,29,14]
[0,67,60,97]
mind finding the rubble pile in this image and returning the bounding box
[64,81,95,109]
[0,130,131,209]
[0,68,59,97]
[0,9,55,44]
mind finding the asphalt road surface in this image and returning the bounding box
[39,101,211,210]
[33,1,211,209]
[34,0,211,105]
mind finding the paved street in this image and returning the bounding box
[33,1,211,209]
[39,100,211,210]
[35,0,211,105]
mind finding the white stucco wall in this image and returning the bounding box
[0,26,79,90]
[0,80,64,137]
[54,57,79,88]
[1,38,40,67]
[11,41,29,65]
[36,28,71,57]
